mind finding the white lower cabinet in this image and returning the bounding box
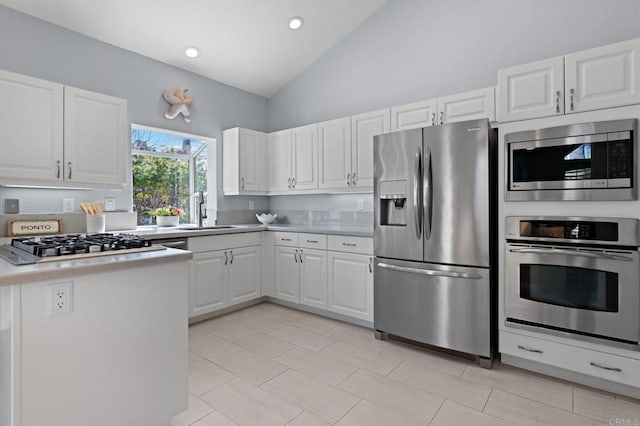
[327,251,374,322]
[299,248,328,309]
[501,330,640,388]
[188,234,261,318]
[275,246,300,303]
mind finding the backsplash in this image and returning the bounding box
[0,212,137,237]
[267,194,373,227]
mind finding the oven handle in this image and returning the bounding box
[508,247,633,261]
[377,262,482,279]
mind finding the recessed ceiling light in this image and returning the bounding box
[289,16,304,30]
[184,46,200,58]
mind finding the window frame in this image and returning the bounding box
[131,123,215,225]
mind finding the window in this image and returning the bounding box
[131,125,210,225]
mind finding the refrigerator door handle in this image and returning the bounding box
[377,262,482,280]
[423,147,433,240]
[413,148,423,239]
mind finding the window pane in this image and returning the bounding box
[195,146,208,193]
[132,154,190,225]
[132,128,205,154]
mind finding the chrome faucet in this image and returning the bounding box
[196,191,207,227]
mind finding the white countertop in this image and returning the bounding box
[0,247,192,287]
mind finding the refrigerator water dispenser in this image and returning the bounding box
[379,180,407,226]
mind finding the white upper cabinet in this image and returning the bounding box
[565,38,640,114]
[291,124,318,190]
[390,99,437,131]
[498,38,640,122]
[319,117,351,189]
[64,86,127,186]
[0,70,127,188]
[268,129,292,192]
[0,70,64,183]
[437,87,496,124]
[223,127,267,195]
[498,57,565,122]
[351,109,390,189]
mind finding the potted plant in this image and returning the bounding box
[151,206,184,227]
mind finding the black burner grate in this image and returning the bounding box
[11,233,152,257]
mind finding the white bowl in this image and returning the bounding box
[256,213,277,224]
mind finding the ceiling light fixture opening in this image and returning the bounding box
[289,16,304,30]
[184,46,200,58]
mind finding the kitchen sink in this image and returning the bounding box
[176,225,235,230]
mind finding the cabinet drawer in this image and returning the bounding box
[328,235,373,255]
[274,232,299,247]
[501,331,640,388]
[188,232,261,253]
[298,233,327,250]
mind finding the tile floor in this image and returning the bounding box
[172,302,640,426]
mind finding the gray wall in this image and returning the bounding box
[0,5,269,215]
[267,0,640,131]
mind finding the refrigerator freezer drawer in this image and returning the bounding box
[374,257,491,358]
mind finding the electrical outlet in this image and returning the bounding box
[62,198,74,213]
[4,198,19,214]
[357,199,364,210]
[47,282,74,316]
[249,200,255,210]
[104,197,115,211]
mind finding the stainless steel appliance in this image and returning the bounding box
[505,216,640,348]
[506,119,636,201]
[373,119,497,364]
[0,233,164,265]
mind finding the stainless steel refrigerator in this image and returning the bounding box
[373,119,497,365]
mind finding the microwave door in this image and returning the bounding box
[423,120,491,267]
[373,128,423,261]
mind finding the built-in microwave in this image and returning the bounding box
[506,119,637,201]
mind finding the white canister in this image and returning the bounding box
[86,214,106,234]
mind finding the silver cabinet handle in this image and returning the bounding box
[230,250,233,265]
[68,161,72,179]
[281,238,292,242]
[287,178,292,189]
[413,147,422,239]
[431,112,435,126]
[352,173,357,186]
[56,160,61,179]
[517,345,543,354]
[590,362,621,372]
[555,91,561,113]
[241,177,245,190]
[439,111,444,124]
[342,242,356,247]
[292,177,296,189]
[369,257,373,273]
[224,251,228,265]
[569,88,575,111]
[294,249,298,263]
[346,173,351,187]
[377,262,482,279]
[306,240,319,243]
[508,247,633,261]
[299,249,303,263]
[423,147,432,241]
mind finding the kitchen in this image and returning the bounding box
[1,0,640,425]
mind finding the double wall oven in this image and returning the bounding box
[505,217,640,347]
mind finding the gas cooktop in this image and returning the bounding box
[0,233,165,265]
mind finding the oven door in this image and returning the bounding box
[506,243,640,343]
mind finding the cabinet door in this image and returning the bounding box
[351,109,390,190]
[228,246,261,305]
[291,124,318,190]
[268,129,292,192]
[498,57,564,122]
[437,87,495,124]
[391,99,437,131]
[190,250,228,317]
[274,246,300,303]
[327,252,373,322]
[239,128,262,192]
[64,86,127,186]
[318,117,351,189]
[565,38,640,113]
[0,70,63,182]
[299,248,328,310]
